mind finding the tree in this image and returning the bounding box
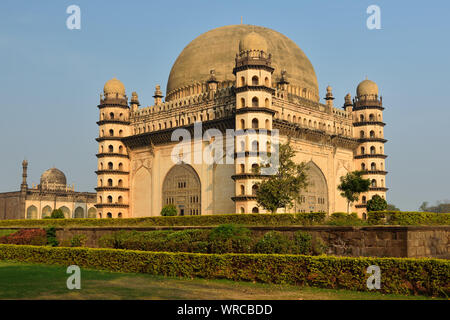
[386,203,400,211]
[337,171,371,213]
[255,142,308,213]
[50,209,65,219]
[419,201,429,212]
[366,195,387,212]
[161,204,177,216]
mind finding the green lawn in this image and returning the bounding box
[0,261,442,300]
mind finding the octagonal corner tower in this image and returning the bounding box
[166,24,319,102]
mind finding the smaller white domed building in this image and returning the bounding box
[0,161,96,220]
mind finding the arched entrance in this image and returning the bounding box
[296,161,328,213]
[58,206,71,219]
[42,206,52,218]
[26,205,38,219]
[74,207,84,218]
[162,163,201,215]
[87,207,97,218]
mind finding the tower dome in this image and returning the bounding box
[356,79,378,97]
[166,25,319,102]
[239,31,268,52]
[103,78,125,97]
[40,168,67,187]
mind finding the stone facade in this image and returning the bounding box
[0,161,96,220]
[96,24,388,219]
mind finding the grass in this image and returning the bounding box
[0,229,16,237]
[0,261,441,300]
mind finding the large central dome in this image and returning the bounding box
[166,25,319,102]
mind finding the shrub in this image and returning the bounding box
[208,224,252,253]
[161,204,177,216]
[328,212,365,226]
[0,212,327,228]
[368,211,450,225]
[0,229,16,237]
[366,195,387,212]
[254,231,291,254]
[45,227,59,247]
[0,244,447,297]
[0,229,47,246]
[70,234,87,247]
[293,231,313,255]
[50,209,65,219]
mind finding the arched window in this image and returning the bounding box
[119,145,123,154]
[371,162,376,171]
[252,184,258,195]
[362,196,367,204]
[240,97,245,108]
[118,163,123,171]
[107,196,113,203]
[360,131,365,138]
[252,97,259,107]
[118,212,122,218]
[109,112,114,120]
[240,207,245,213]
[118,179,123,187]
[370,146,376,155]
[109,129,114,136]
[361,163,366,170]
[360,114,365,122]
[107,212,112,218]
[108,145,113,153]
[118,196,123,204]
[265,119,270,129]
[119,130,123,137]
[240,76,245,87]
[371,179,377,187]
[252,118,258,129]
[370,130,375,138]
[252,76,259,86]
[240,119,245,129]
[369,114,375,121]
[252,207,259,213]
[108,179,113,187]
[265,98,269,108]
[361,147,365,155]
[240,164,245,173]
[240,185,245,195]
[251,163,259,174]
[108,162,113,170]
[264,77,269,87]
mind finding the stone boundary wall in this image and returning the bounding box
[1,226,448,259]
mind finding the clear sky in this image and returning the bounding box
[0,0,449,211]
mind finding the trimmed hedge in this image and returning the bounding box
[368,211,450,225]
[0,244,448,297]
[0,212,326,228]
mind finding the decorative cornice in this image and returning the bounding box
[236,107,276,115]
[234,85,275,94]
[354,154,387,159]
[353,121,385,127]
[231,195,258,201]
[95,170,130,175]
[96,137,124,142]
[95,187,129,192]
[361,170,388,175]
[358,138,388,143]
[96,153,129,159]
[95,203,129,209]
[369,187,389,192]
[97,120,130,126]
[231,174,264,180]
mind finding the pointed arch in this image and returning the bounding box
[297,161,328,213]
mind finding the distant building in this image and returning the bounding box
[0,161,96,220]
[95,24,388,218]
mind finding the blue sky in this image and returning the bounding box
[0,0,449,211]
